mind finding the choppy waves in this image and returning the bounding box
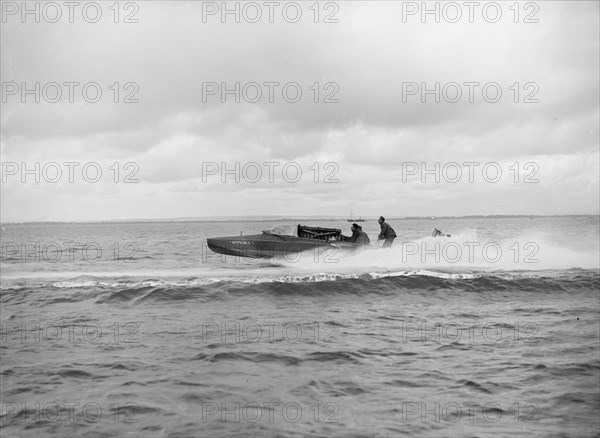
[1,269,598,307]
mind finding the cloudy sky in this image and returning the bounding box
[1,1,598,222]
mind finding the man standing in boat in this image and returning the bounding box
[378,216,397,248]
[349,223,370,245]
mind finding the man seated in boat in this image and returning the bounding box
[347,223,370,245]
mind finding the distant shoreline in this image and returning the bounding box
[1,214,598,226]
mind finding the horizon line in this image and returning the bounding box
[1,213,598,225]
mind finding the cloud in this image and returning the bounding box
[1,1,598,221]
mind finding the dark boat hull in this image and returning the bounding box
[207,233,362,259]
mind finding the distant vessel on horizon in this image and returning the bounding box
[347,211,365,222]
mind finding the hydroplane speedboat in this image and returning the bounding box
[207,224,363,258]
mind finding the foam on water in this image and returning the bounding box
[281,228,600,273]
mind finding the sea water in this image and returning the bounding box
[1,216,598,437]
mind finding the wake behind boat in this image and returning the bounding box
[207,224,363,258]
